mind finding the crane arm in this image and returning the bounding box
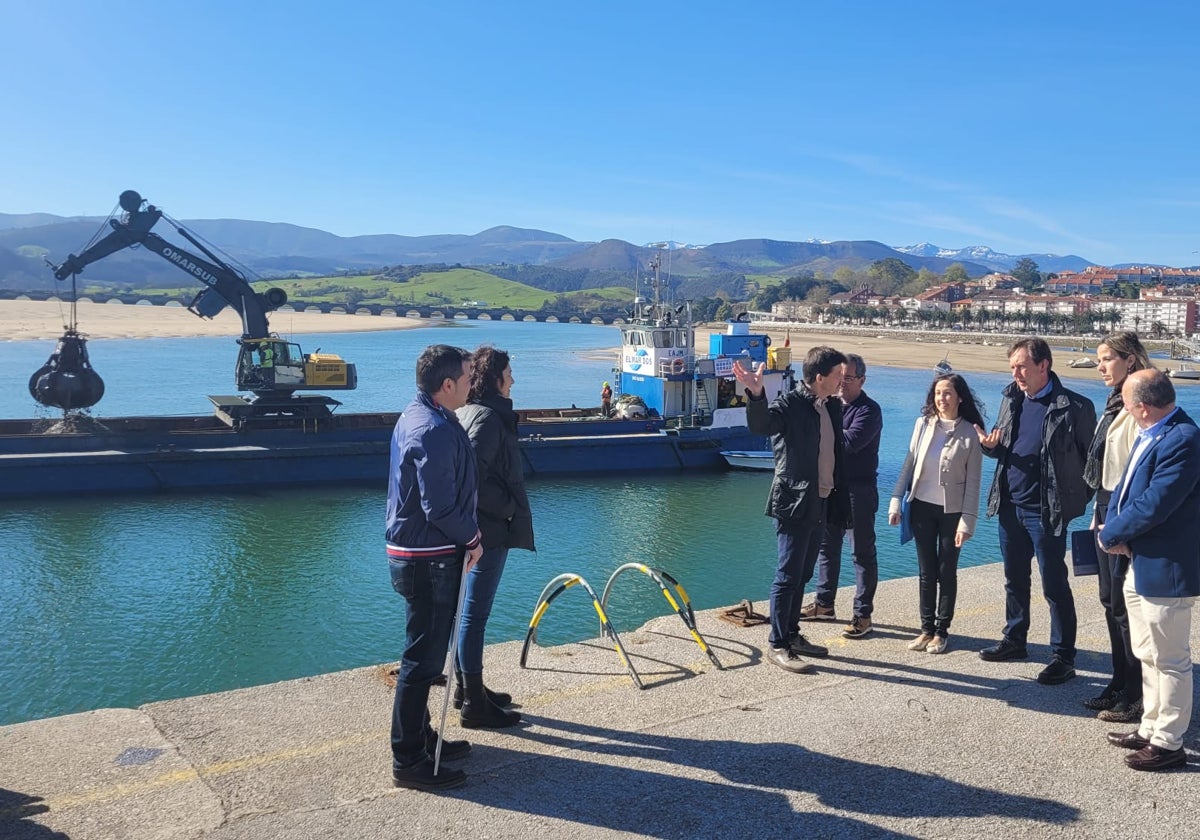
[52,191,278,338]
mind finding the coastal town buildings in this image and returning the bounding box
[763,267,1200,337]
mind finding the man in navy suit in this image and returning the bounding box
[1100,369,1200,772]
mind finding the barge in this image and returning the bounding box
[2,316,792,498]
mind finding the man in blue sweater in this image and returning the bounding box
[385,344,482,791]
[978,338,1096,685]
[801,353,883,639]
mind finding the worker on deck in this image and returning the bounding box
[601,381,613,418]
[259,344,275,387]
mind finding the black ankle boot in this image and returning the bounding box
[459,673,521,729]
[453,680,513,710]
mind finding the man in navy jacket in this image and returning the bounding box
[385,345,482,791]
[802,353,883,639]
[1100,369,1200,772]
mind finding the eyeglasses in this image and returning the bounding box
[843,375,863,381]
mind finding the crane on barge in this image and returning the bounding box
[33,190,357,425]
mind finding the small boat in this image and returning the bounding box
[1167,365,1200,380]
[1068,357,1098,369]
[933,356,953,375]
[720,450,774,470]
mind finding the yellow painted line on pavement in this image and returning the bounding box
[9,730,379,816]
[8,672,646,817]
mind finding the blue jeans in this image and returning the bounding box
[389,554,463,769]
[769,498,827,648]
[456,546,509,676]
[814,482,879,617]
[998,505,1077,662]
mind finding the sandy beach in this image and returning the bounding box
[696,325,1125,382]
[0,300,433,342]
[0,300,1170,383]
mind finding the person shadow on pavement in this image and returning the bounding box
[0,788,71,840]
[442,717,1080,838]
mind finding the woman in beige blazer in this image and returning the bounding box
[888,374,986,654]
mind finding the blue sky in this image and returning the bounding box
[2,2,1198,267]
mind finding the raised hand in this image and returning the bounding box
[732,359,766,397]
[975,424,1002,449]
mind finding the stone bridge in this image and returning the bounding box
[1,290,625,325]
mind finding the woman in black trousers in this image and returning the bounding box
[889,374,986,654]
[1083,331,1150,722]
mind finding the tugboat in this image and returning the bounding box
[518,254,795,473]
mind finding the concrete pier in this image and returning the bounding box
[2,563,1195,839]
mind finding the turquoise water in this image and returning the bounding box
[1,325,1191,725]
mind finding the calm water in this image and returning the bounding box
[2,324,1194,725]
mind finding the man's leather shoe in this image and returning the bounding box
[789,634,829,658]
[1107,730,1151,750]
[978,639,1028,662]
[1125,744,1187,771]
[1036,657,1076,685]
[392,758,466,791]
[799,601,836,621]
[767,646,815,674]
[425,732,471,761]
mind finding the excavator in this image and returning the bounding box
[33,190,357,423]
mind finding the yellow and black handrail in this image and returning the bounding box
[599,563,722,671]
[519,573,645,689]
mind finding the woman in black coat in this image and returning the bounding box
[454,346,535,728]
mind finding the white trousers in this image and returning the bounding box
[1123,574,1195,751]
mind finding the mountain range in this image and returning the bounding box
[893,243,1091,274]
[0,209,1094,292]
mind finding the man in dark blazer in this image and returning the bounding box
[1100,369,1200,772]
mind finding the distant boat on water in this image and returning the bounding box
[934,356,953,376]
[720,450,774,470]
[1068,357,1098,369]
[1167,364,1200,380]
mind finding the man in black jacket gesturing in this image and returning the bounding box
[734,346,852,674]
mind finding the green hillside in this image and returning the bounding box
[105,267,633,311]
[250,268,552,308]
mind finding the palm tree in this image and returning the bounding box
[1152,321,1166,338]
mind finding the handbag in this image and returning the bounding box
[900,492,914,545]
[899,419,928,546]
[1070,529,1100,576]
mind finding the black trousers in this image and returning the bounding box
[1094,490,1142,700]
[910,498,962,636]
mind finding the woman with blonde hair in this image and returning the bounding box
[889,374,986,654]
[1082,331,1152,722]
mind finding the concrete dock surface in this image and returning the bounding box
[2,562,1196,839]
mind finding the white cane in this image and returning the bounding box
[434,554,471,776]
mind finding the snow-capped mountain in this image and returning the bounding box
[894,243,1092,274]
[643,240,705,251]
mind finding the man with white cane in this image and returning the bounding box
[386,345,483,792]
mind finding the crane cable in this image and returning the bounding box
[53,201,123,332]
[158,209,263,285]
